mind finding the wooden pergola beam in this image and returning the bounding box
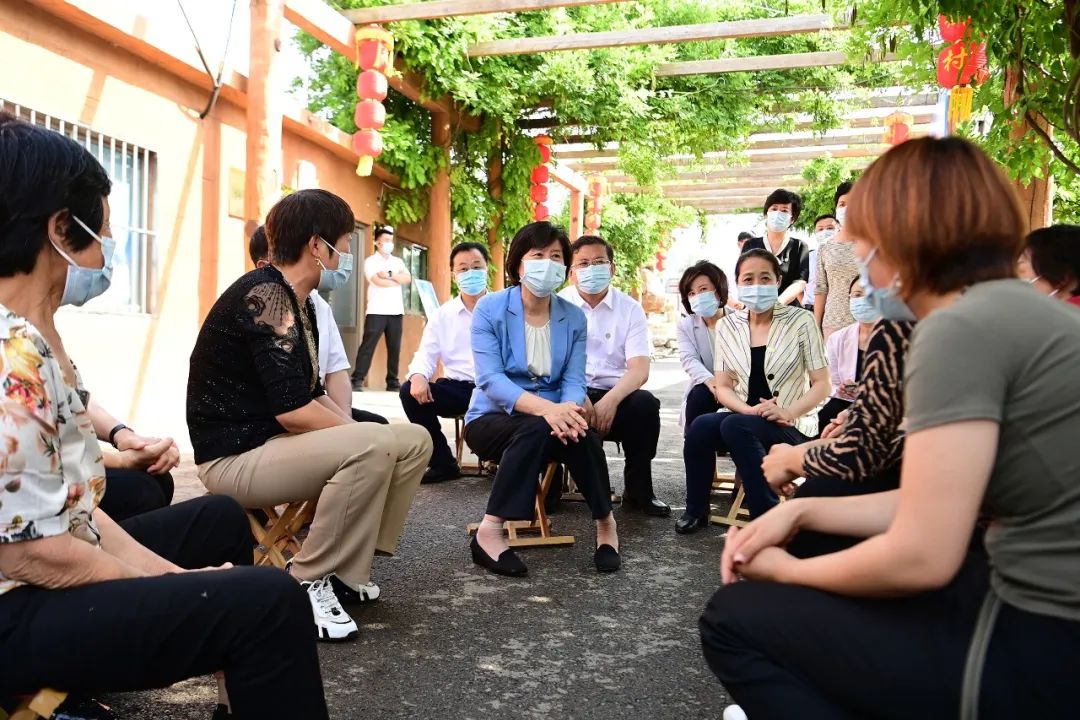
[613,179,808,195]
[656,50,897,77]
[566,146,879,172]
[558,134,896,161]
[343,0,629,24]
[468,13,833,57]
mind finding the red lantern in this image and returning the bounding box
[937,42,971,89]
[883,110,913,145]
[938,15,968,43]
[538,144,552,163]
[356,25,394,73]
[530,184,549,203]
[533,204,550,221]
[530,166,550,184]
[354,100,386,131]
[585,212,601,230]
[357,70,387,101]
[655,251,666,272]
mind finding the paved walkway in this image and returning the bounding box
[106,359,737,719]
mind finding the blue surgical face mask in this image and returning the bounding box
[456,268,488,296]
[857,248,916,322]
[814,229,837,245]
[849,296,879,324]
[835,206,847,226]
[738,283,779,313]
[317,237,354,292]
[521,258,566,298]
[56,215,115,307]
[689,291,720,318]
[765,210,792,232]
[575,263,611,295]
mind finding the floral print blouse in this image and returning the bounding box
[0,305,104,595]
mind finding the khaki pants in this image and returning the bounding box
[199,423,431,587]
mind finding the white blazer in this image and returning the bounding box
[676,312,716,427]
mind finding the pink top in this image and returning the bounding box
[825,322,861,399]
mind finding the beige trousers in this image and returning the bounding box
[199,423,431,588]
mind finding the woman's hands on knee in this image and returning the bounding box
[543,402,589,444]
[720,500,803,584]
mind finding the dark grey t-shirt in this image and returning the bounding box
[905,279,1080,621]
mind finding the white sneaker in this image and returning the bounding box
[723,705,748,720]
[300,575,359,642]
[330,574,381,603]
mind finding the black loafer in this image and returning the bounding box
[623,495,672,517]
[675,512,709,534]
[594,544,621,572]
[421,465,462,484]
[470,536,527,577]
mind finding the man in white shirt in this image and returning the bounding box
[249,226,387,425]
[557,236,670,516]
[400,242,488,484]
[351,226,411,391]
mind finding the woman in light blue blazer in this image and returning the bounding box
[675,261,729,433]
[464,222,619,577]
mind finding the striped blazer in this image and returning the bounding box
[713,304,828,437]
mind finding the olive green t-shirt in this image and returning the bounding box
[905,279,1080,622]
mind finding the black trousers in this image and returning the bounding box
[351,407,389,424]
[816,396,852,436]
[352,313,404,387]
[97,468,175,522]
[587,387,660,499]
[0,496,328,719]
[786,469,901,558]
[400,378,475,472]
[699,549,1080,719]
[683,382,720,437]
[464,413,613,521]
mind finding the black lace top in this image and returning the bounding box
[187,265,324,464]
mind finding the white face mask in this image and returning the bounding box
[379,239,395,255]
[765,210,792,232]
[814,228,837,244]
[55,215,116,306]
[835,206,847,225]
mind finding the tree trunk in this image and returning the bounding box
[488,121,505,290]
[1004,66,1054,229]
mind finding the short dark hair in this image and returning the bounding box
[264,189,354,266]
[834,182,854,209]
[0,112,112,277]
[504,222,571,285]
[249,225,268,265]
[737,231,753,242]
[1026,225,1080,296]
[678,261,728,314]
[762,188,802,222]
[813,214,838,227]
[373,225,394,242]
[570,235,614,262]
[735,248,781,280]
[849,274,863,292]
[450,241,490,267]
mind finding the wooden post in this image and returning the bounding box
[569,187,584,240]
[488,123,505,290]
[1005,67,1054,229]
[429,111,453,301]
[245,0,285,256]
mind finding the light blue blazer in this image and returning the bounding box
[465,285,588,424]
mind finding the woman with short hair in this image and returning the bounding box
[464,222,620,577]
[702,137,1080,719]
[1017,224,1080,307]
[188,189,432,642]
[675,261,729,431]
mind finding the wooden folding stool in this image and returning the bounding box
[466,461,574,547]
[247,500,317,568]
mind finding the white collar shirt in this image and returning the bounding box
[364,252,407,316]
[311,293,350,382]
[557,285,650,390]
[406,294,477,382]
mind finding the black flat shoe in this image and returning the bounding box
[421,464,462,484]
[594,544,621,572]
[675,512,709,534]
[470,536,527,577]
[623,495,672,517]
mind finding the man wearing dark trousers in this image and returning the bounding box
[557,235,670,516]
[400,242,488,483]
[352,226,411,391]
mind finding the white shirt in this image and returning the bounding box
[406,294,477,382]
[311,293,350,382]
[804,248,819,306]
[364,252,408,316]
[525,322,552,378]
[557,285,650,390]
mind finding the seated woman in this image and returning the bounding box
[675,260,729,433]
[677,249,830,533]
[188,189,432,641]
[0,113,327,720]
[702,137,1080,719]
[1016,224,1080,308]
[816,276,879,431]
[464,222,619,577]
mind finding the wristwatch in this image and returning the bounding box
[108,423,130,446]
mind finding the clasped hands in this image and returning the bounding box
[115,431,180,475]
[542,401,590,445]
[720,500,801,585]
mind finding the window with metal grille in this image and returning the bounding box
[0,98,157,313]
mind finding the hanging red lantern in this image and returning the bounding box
[533,204,550,221]
[655,251,666,272]
[584,212,601,230]
[938,15,968,43]
[883,110,913,145]
[356,24,394,73]
[530,184,549,203]
[357,70,387,101]
[354,100,386,131]
[538,144,552,163]
[351,130,383,176]
[530,166,550,184]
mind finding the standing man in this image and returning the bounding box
[742,189,810,307]
[803,214,840,314]
[400,242,488,484]
[352,226,411,391]
[558,235,670,517]
[736,231,752,253]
